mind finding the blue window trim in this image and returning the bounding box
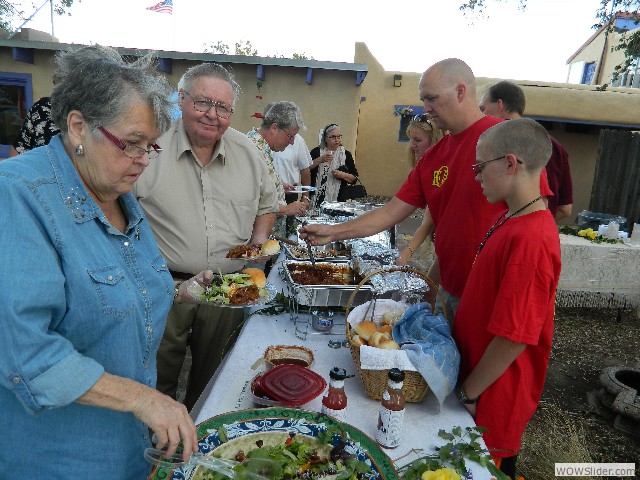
[0,72,33,158]
[395,105,425,142]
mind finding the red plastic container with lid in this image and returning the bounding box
[254,364,326,406]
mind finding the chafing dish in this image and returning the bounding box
[282,240,350,262]
[281,260,379,307]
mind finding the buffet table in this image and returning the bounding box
[557,234,640,309]
[191,256,494,479]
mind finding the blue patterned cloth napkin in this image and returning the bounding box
[392,302,460,408]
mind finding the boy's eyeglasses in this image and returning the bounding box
[472,155,523,175]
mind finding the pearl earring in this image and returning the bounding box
[75,144,85,156]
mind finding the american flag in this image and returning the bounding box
[146,0,173,14]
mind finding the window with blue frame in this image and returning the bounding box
[582,62,596,85]
[0,72,33,158]
[395,105,425,142]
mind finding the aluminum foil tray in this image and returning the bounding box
[282,241,350,263]
[320,201,385,217]
[281,260,377,307]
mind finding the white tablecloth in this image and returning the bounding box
[557,234,640,309]
[191,256,494,479]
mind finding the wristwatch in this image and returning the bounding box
[173,280,184,303]
[455,384,479,404]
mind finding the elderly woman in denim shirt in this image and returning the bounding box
[0,46,198,478]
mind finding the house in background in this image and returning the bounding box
[567,11,640,87]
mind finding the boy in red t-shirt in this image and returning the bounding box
[452,118,562,479]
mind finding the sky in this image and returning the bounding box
[9,0,604,83]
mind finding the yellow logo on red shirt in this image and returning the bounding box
[432,166,448,187]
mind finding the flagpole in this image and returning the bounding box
[7,0,50,39]
[50,0,54,38]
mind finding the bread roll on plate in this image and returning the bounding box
[242,268,266,288]
[353,321,377,341]
[261,239,281,256]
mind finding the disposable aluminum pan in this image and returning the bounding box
[281,260,378,307]
[282,241,351,263]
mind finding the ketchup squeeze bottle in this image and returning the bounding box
[321,367,348,422]
[375,368,405,448]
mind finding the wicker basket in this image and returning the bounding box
[345,267,444,403]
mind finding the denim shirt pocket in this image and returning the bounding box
[150,254,172,296]
[87,266,135,318]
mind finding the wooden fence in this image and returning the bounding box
[591,129,640,226]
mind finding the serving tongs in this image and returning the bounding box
[144,448,282,480]
[300,221,317,268]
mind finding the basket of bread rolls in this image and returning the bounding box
[345,267,444,403]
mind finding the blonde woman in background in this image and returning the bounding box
[396,114,445,270]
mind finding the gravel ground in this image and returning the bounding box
[523,307,640,479]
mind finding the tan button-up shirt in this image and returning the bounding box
[134,120,278,275]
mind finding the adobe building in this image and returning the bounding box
[2,29,640,225]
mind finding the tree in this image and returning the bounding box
[1,0,75,33]
[459,0,640,80]
[203,39,258,56]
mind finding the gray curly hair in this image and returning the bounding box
[261,101,305,131]
[50,45,174,136]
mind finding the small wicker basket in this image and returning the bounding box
[345,267,444,403]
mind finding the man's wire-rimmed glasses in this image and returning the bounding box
[280,128,296,141]
[98,126,162,159]
[183,91,234,119]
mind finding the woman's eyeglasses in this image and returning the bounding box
[328,134,343,140]
[412,114,432,125]
[98,126,162,159]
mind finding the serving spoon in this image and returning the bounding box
[144,448,282,480]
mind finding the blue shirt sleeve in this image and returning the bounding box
[0,175,104,414]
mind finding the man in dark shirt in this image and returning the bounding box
[479,81,573,220]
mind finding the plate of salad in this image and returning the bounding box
[185,271,277,308]
[147,408,398,480]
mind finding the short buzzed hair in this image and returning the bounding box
[479,118,552,172]
[486,81,526,115]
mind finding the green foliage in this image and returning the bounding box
[397,426,510,480]
[292,52,314,60]
[203,40,230,55]
[202,39,258,56]
[0,0,75,32]
[558,225,624,244]
[234,39,258,56]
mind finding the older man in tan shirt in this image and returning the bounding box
[134,63,278,410]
